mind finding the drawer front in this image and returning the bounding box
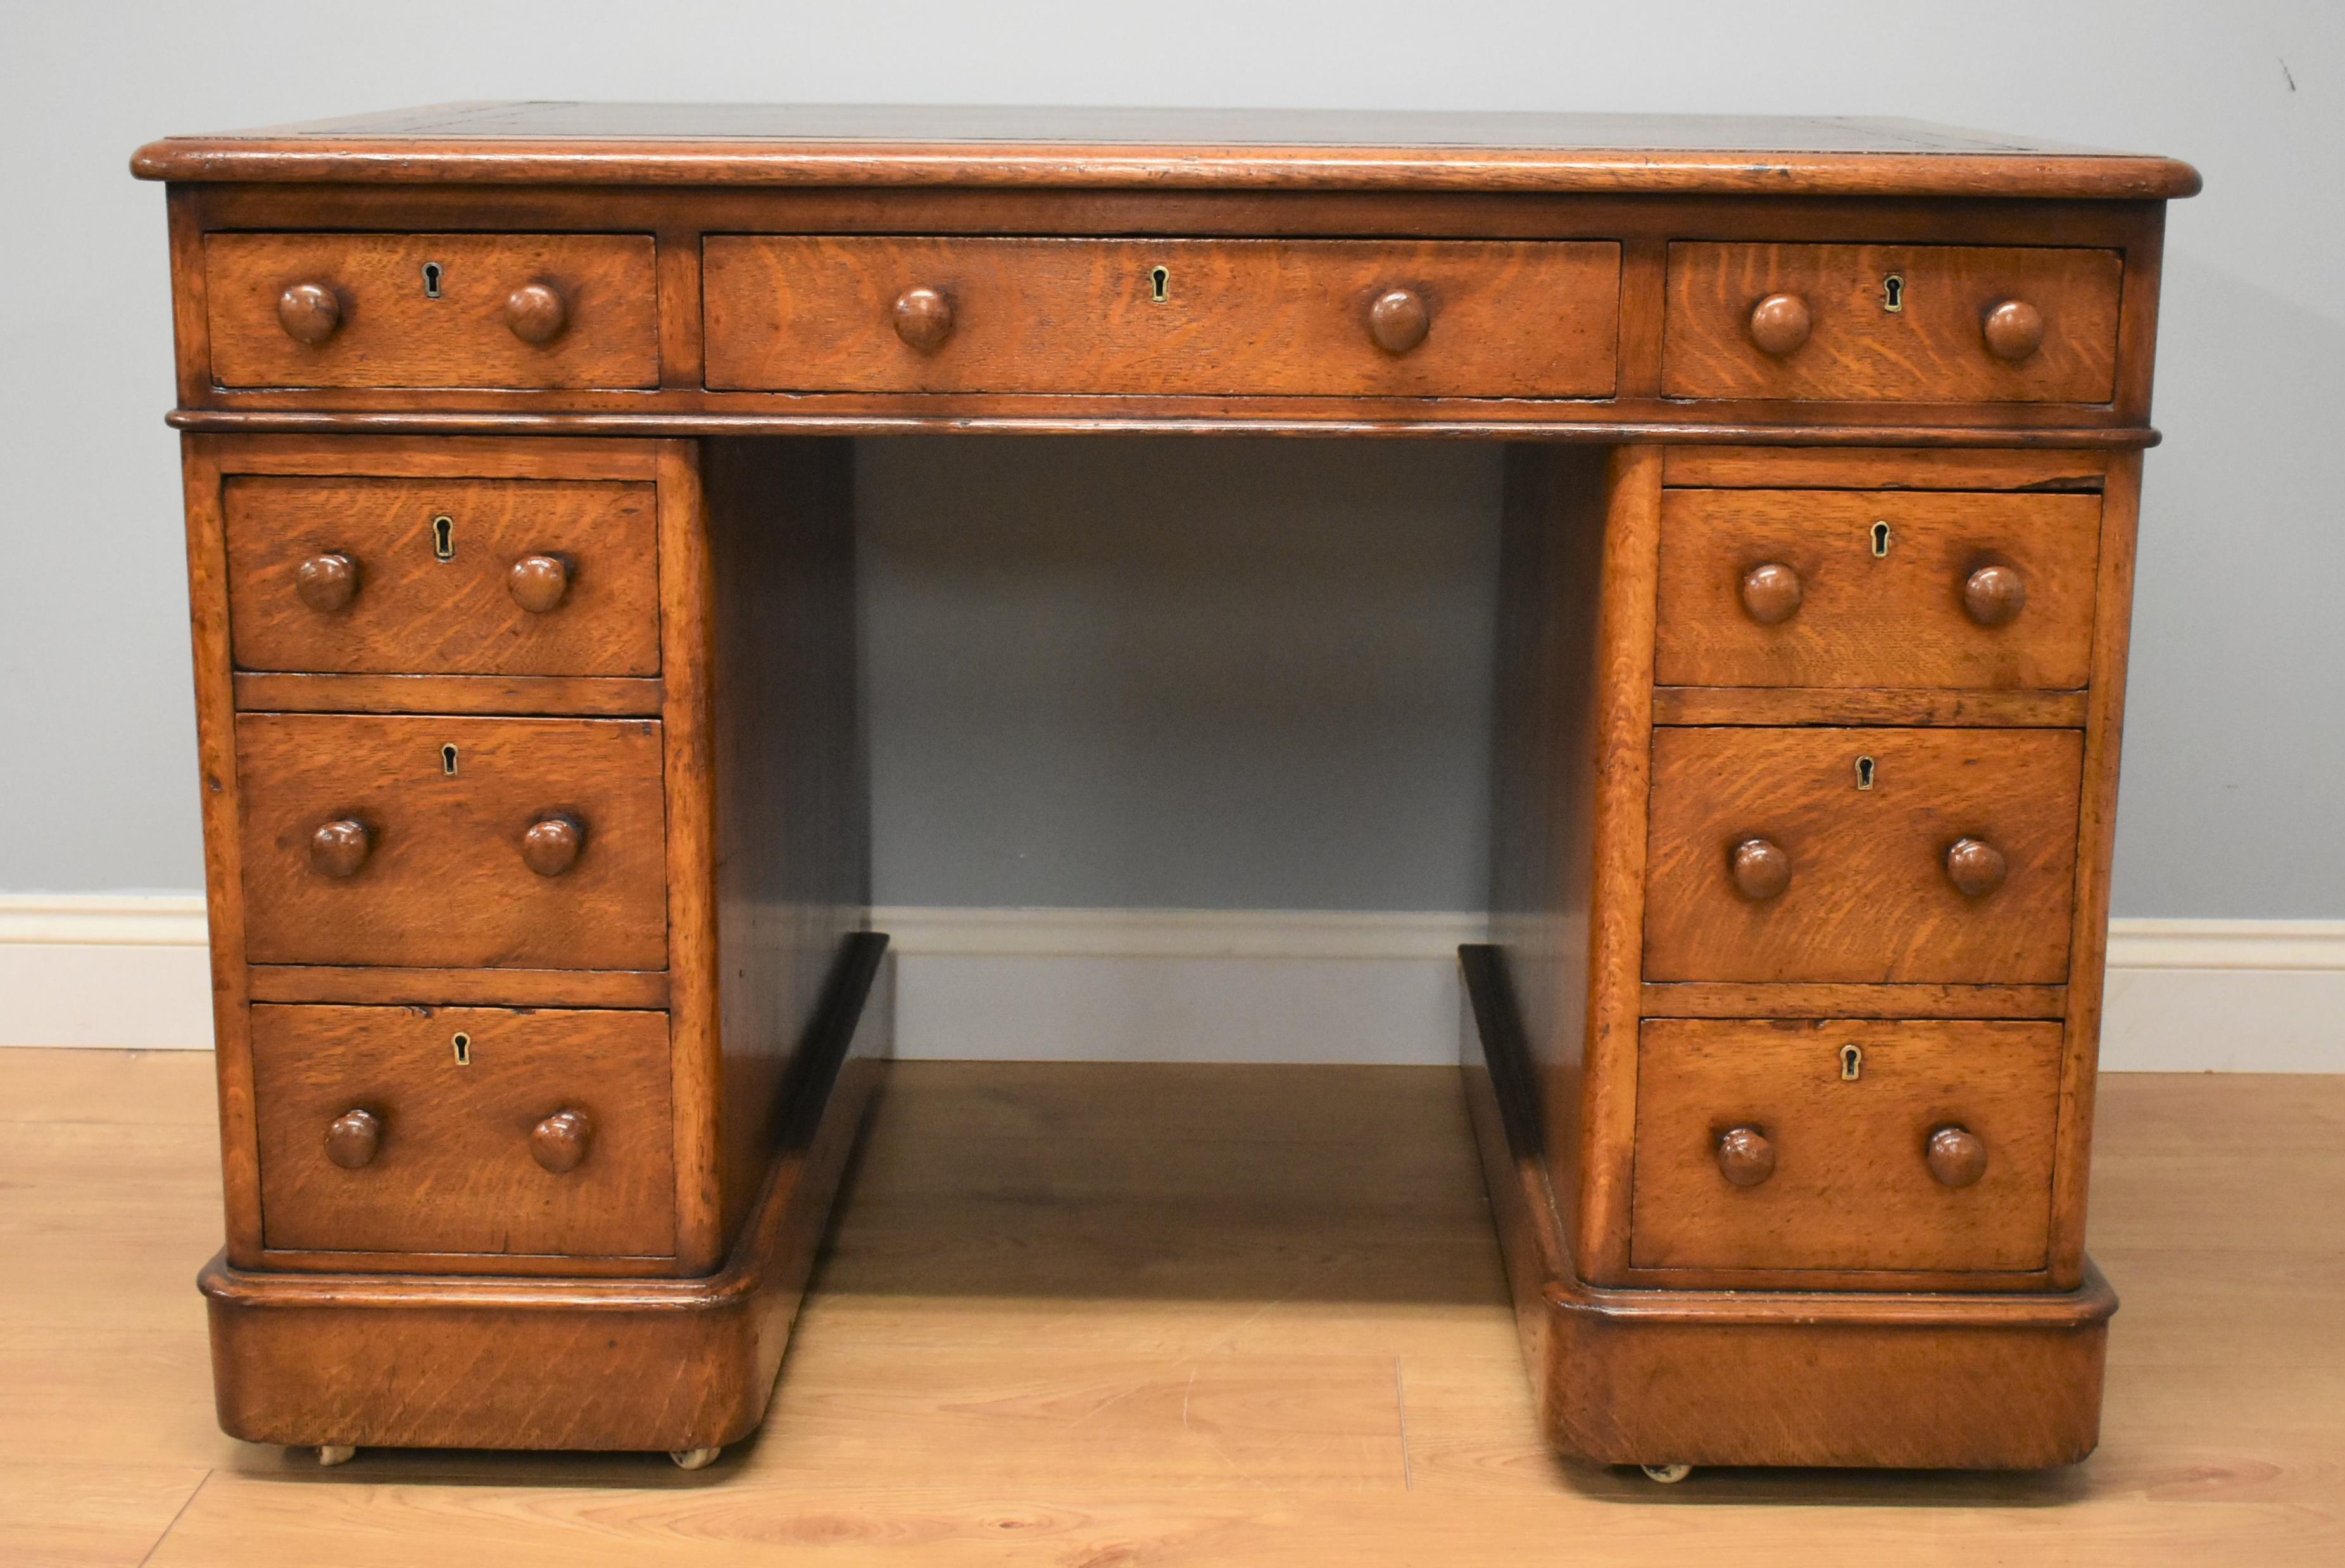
[1662,242,2122,403]
[703,236,1621,397]
[224,476,660,677]
[205,232,660,389]
[1644,727,2082,984]
[237,713,667,970]
[252,1003,674,1261]
[1654,488,2102,690]
[1631,1018,2061,1273]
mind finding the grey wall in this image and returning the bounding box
[3,1,2339,916]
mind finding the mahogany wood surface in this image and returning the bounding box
[705,236,1621,398]
[1630,1017,2063,1274]
[250,1004,675,1264]
[1663,242,2123,402]
[234,712,669,970]
[223,475,659,676]
[1643,725,2084,984]
[205,233,658,389]
[1654,488,2101,690]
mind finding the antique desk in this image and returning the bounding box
[131,106,2197,1477]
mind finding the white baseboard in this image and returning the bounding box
[3,895,2339,1070]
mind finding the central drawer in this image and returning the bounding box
[236,713,669,970]
[701,235,1622,397]
[251,1003,675,1263]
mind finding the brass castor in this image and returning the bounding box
[316,1445,356,1467]
[669,1446,721,1471]
[1641,1463,1694,1484]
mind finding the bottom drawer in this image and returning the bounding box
[1631,1017,2061,1274]
[252,1003,675,1264]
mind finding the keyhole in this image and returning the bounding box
[1871,520,1893,558]
[1855,755,1877,791]
[1882,273,1905,313]
[441,743,459,777]
[451,1032,472,1067]
[1840,1043,1864,1081]
[432,515,455,561]
[422,261,444,299]
[1150,266,1170,304]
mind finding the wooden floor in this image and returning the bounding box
[3,1050,2340,1565]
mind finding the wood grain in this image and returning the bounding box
[250,1004,674,1264]
[223,475,659,676]
[1630,1017,2063,1272]
[1652,686,2087,727]
[705,236,1621,397]
[1654,488,2102,689]
[205,232,658,389]
[1663,242,2123,402]
[232,672,662,717]
[1661,443,2109,491]
[235,713,668,971]
[1643,725,2084,984]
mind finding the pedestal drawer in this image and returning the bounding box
[223,475,660,677]
[1662,242,2122,403]
[703,235,1621,397]
[1654,488,2102,690]
[1644,727,2082,984]
[251,1003,674,1263]
[236,713,668,970]
[1631,1017,2061,1274]
[205,232,659,389]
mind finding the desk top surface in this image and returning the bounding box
[132,103,2199,199]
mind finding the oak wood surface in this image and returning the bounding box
[249,1004,675,1264]
[4,1047,2339,1560]
[1640,981,2065,1020]
[235,712,668,971]
[1659,443,2109,490]
[1651,686,2088,727]
[705,236,1621,398]
[205,232,658,390]
[1643,725,2084,984]
[1630,1017,2063,1273]
[223,475,659,676]
[1654,488,2101,690]
[230,672,663,717]
[245,963,669,1009]
[1663,242,2124,402]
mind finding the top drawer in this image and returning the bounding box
[1662,243,2122,403]
[702,236,1621,398]
[204,233,660,390]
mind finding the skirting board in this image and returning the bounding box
[3,896,2341,1070]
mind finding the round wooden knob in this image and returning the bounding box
[1738,562,1804,625]
[1926,1125,1989,1188]
[1962,563,2027,627]
[325,1108,381,1170]
[1747,293,1812,356]
[1730,837,1792,901]
[1716,1126,1776,1188]
[1944,836,2008,898]
[308,818,372,879]
[504,283,568,345]
[277,282,342,344]
[1982,299,2044,362]
[1367,289,1430,354]
[531,1109,593,1174]
[892,287,954,353]
[507,554,570,614]
[295,552,360,613]
[519,814,584,877]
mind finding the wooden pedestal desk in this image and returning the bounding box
[131,106,2199,1477]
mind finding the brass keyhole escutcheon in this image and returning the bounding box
[1149,265,1170,304]
[1871,520,1893,558]
[1882,272,1905,313]
[441,743,460,777]
[1840,1043,1864,1081]
[1855,755,1877,791]
[422,261,444,299]
[432,514,455,561]
[451,1031,472,1066]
